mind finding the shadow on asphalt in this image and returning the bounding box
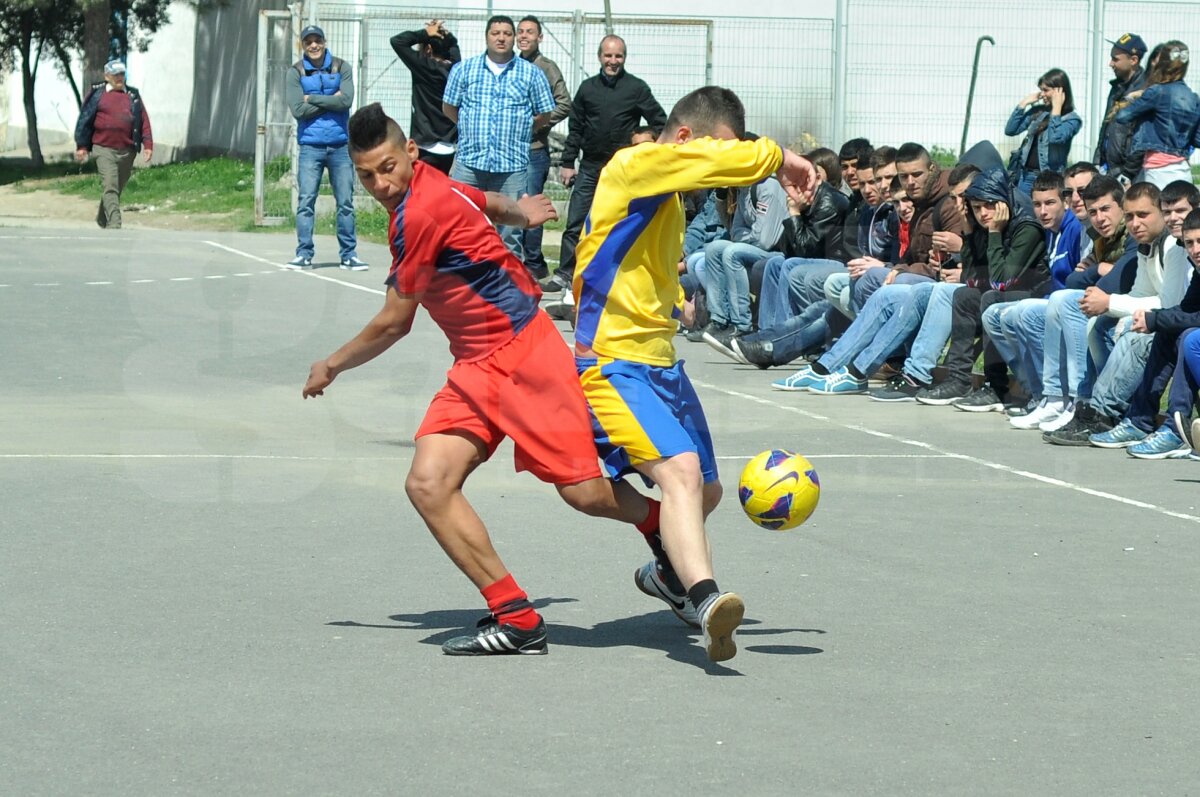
[329,599,825,675]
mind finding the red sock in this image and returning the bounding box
[481,573,540,630]
[635,498,661,536]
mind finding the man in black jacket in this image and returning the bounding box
[1094,32,1148,184]
[390,19,461,174]
[543,35,666,295]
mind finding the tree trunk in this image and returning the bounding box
[19,14,44,169]
[82,0,111,87]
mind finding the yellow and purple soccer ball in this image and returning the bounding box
[737,449,820,530]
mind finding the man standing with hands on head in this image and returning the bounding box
[442,15,556,261]
[74,59,153,230]
[286,25,366,271]
[390,19,461,175]
[544,35,667,298]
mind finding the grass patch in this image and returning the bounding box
[0,156,96,186]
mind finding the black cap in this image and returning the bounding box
[300,25,325,42]
[1107,33,1147,58]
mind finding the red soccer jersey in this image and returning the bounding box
[386,161,542,361]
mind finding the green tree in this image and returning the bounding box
[1,0,175,167]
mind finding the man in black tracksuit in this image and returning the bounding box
[390,20,462,174]
[543,34,666,295]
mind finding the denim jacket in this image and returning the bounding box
[1004,107,1081,174]
[1114,81,1200,158]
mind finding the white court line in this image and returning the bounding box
[33,282,61,287]
[204,275,226,280]
[169,277,193,282]
[199,238,1200,526]
[717,454,953,460]
[203,241,385,297]
[233,272,253,277]
[131,279,155,284]
[0,453,408,461]
[85,281,114,286]
[692,379,1200,526]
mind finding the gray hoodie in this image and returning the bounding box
[730,176,788,251]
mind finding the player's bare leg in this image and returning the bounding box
[636,453,743,662]
[556,476,651,524]
[406,431,547,655]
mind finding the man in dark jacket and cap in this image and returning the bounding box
[1094,32,1149,184]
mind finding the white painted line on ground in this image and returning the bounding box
[33,282,61,287]
[85,281,114,285]
[203,275,226,280]
[716,454,953,460]
[169,277,193,282]
[0,453,408,461]
[233,272,253,277]
[203,241,385,297]
[692,379,1200,526]
[130,279,155,284]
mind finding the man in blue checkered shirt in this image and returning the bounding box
[442,14,555,260]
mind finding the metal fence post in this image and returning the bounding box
[704,21,713,86]
[254,9,268,226]
[1089,0,1106,162]
[831,0,848,146]
[571,9,585,90]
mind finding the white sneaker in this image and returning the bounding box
[1011,398,1065,430]
[1038,400,1076,432]
[696,591,745,663]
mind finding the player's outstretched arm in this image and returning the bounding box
[482,192,558,229]
[303,286,418,398]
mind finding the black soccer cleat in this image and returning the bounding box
[441,616,548,656]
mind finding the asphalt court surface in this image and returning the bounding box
[3,228,1199,795]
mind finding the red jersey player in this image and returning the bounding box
[302,103,663,656]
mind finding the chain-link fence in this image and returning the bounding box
[254,0,1197,224]
[254,7,301,224]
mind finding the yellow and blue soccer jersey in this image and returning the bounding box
[572,136,784,367]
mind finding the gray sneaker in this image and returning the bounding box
[286,255,313,269]
[696,591,745,662]
[634,561,699,627]
[340,256,369,271]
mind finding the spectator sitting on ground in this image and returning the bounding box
[1107,203,1200,459]
[709,153,850,363]
[1044,180,1183,445]
[827,145,899,318]
[983,170,1085,426]
[1005,68,1082,196]
[1079,182,1198,453]
[1163,213,1200,457]
[1113,40,1200,190]
[699,147,792,356]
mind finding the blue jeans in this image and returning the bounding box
[1090,321,1154,418]
[817,283,921,376]
[825,271,852,317]
[740,300,831,366]
[851,267,930,313]
[1124,327,1200,432]
[685,251,709,290]
[449,162,526,261]
[759,257,841,329]
[984,298,1051,399]
[902,282,962,383]
[702,240,770,330]
[296,143,357,260]
[521,147,552,273]
[1042,289,1093,400]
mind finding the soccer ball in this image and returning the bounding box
[737,449,820,531]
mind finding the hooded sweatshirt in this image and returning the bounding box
[961,168,1049,292]
[1045,208,1084,290]
[730,177,789,251]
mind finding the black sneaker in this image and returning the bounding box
[869,373,927,402]
[915,379,971,406]
[953,385,1005,413]
[731,337,774,369]
[442,615,548,656]
[685,327,705,342]
[1043,403,1113,446]
[1006,397,1039,417]
[538,273,569,292]
[702,323,745,361]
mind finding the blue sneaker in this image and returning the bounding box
[1089,418,1149,449]
[806,367,867,395]
[771,366,816,392]
[1127,424,1191,460]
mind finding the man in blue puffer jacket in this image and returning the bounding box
[285,25,365,271]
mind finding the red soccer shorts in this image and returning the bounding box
[416,310,604,485]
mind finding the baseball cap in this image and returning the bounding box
[1107,33,1147,57]
[300,25,325,42]
[104,59,126,75]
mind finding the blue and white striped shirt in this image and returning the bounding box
[443,53,554,173]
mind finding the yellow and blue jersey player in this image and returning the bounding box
[571,86,816,662]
